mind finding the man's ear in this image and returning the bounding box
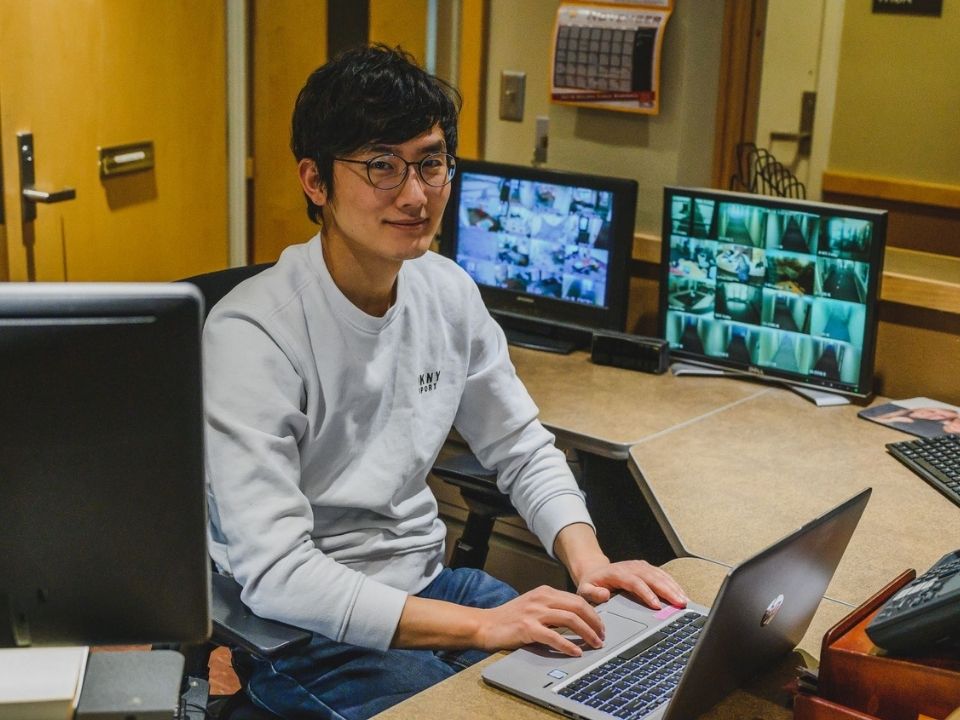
[298,158,327,206]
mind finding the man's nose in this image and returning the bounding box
[396,167,429,206]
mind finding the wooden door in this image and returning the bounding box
[754,1,843,200]
[250,0,328,264]
[0,0,228,281]
[369,0,428,59]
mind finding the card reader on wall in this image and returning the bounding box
[590,330,669,374]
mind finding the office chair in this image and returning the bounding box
[177,263,516,720]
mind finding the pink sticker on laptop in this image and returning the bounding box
[653,605,683,620]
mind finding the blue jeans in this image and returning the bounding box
[244,567,519,720]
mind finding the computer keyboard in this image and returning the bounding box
[886,434,960,508]
[557,611,705,719]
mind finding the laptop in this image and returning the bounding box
[482,488,871,720]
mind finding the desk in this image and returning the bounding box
[628,384,960,607]
[510,348,765,460]
[374,557,853,720]
[415,351,956,719]
[508,348,767,565]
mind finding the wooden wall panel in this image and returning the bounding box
[875,304,960,405]
[822,172,960,259]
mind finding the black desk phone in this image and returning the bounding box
[866,548,960,655]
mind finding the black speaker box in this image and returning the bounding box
[590,330,669,374]
[76,650,183,720]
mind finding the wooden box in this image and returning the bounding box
[794,570,960,720]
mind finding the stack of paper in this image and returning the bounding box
[0,646,89,720]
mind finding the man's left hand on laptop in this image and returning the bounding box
[554,523,689,609]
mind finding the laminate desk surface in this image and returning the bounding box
[510,348,765,459]
[629,384,960,606]
[373,557,852,720]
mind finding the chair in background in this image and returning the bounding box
[177,264,516,719]
[729,142,807,199]
[181,262,275,317]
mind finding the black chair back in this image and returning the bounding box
[180,263,274,320]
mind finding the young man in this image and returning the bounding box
[203,45,686,720]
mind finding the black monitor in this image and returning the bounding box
[0,283,210,647]
[658,187,887,399]
[440,159,637,353]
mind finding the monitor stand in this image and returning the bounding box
[670,362,851,407]
[504,326,577,355]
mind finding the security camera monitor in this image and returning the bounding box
[658,187,887,398]
[441,159,637,353]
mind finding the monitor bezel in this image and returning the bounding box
[657,186,887,399]
[440,158,637,333]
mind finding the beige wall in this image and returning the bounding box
[829,3,960,184]
[482,0,724,235]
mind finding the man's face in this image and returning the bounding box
[910,407,956,421]
[310,125,451,266]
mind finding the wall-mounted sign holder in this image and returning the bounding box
[550,1,673,115]
[98,141,154,177]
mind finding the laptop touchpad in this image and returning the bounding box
[603,594,660,624]
[525,610,648,659]
[596,609,649,650]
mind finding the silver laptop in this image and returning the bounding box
[482,488,871,720]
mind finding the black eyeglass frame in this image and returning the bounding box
[333,152,457,190]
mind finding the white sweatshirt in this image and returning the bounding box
[203,234,594,650]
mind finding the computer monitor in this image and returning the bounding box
[658,187,887,399]
[440,159,637,353]
[0,283,210,647]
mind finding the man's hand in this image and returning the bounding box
[474,585,604,657]
[575,559,688,609]
[394,524,689,658]
[554,523,689,610]
[394,585,605,657]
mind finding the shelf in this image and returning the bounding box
[882,247,960,315]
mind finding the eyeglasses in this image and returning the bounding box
[334,152,457,190]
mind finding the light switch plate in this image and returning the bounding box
[499,71,526,122]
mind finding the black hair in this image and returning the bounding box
[291,44,462,224]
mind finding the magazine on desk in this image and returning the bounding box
[858,397,960,439]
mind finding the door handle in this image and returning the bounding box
[769,131,812,143]
[18,132,76,222]
[768,91,817,157]
[22,187,76,203]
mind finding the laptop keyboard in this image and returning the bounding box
[557,611,706,719]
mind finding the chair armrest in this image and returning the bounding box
[431,451,516,519]
[431,451,498,494]
[210,572,311,658]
